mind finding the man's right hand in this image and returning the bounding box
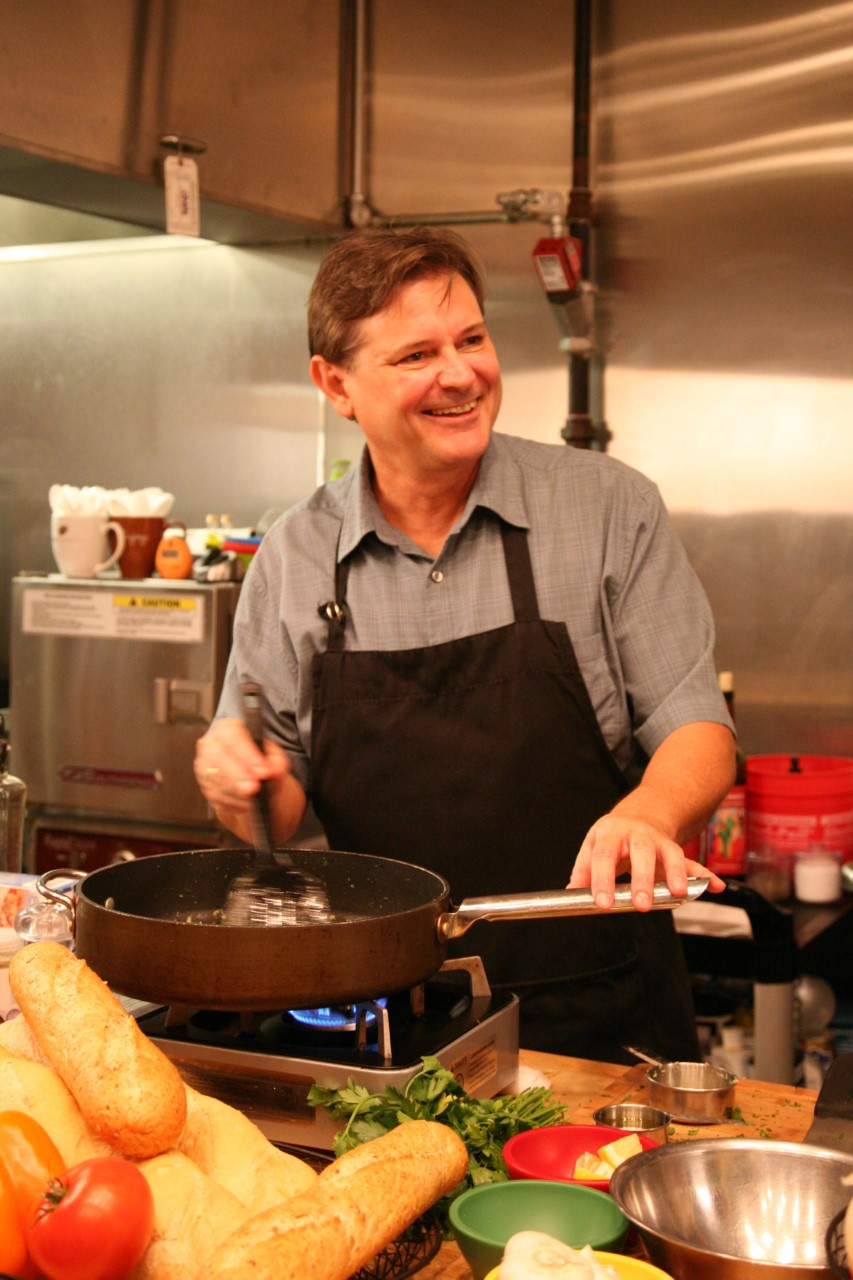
[194,718,306,843]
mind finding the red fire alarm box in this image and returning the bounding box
[532,236,583,303]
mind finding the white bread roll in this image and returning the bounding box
[178,1086,318,1212]
[128,1151,249,1280]
[208,1119,469,1280]
[0,1045,114,1165]
[9,941,187,1158]
[0,1012,50,1064]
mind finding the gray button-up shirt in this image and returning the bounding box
[218,432,730,796]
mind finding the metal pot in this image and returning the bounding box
[625,1046,737,1123]
[646,1060,737,1124]
[37,850,709,1011]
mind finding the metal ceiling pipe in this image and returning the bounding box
[561,0,610,451]
[341,0,509,230]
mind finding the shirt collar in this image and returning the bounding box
[335,434,530,563]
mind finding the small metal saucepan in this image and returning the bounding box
[592,1102,671,1145]
[625,1046,737,1124]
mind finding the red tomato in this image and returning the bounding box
[0,1109,66,1228]
[0,1155,35,1278]
[26,1157,155,1280]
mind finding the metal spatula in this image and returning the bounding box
[223,682,332,927]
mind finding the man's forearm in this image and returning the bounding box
[610,720,736,844]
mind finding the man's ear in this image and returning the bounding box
[310,355,355,419]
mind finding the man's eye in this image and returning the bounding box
[399,350,426,364]
[460,334,485,349]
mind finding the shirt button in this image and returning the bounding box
[430,570,444,583]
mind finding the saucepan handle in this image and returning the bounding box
[437,877,710,941]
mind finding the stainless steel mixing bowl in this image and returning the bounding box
[610,1138,853,1278]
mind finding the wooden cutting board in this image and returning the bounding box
[571,1061,817,1143]
[417,1054,820,1277]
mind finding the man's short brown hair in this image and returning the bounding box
[308,226,486,367]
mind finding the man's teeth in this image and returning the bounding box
[425,400,477,416]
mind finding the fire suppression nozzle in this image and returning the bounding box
[532,236,583,303]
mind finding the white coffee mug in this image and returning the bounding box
[50,513,127,578]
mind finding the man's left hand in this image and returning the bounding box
[568,813,725,911]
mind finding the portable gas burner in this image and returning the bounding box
[136,957,519,1148]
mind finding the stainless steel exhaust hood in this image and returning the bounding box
[0,144,337,250]
[0,0,344,250]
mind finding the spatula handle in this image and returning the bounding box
[240,681,275,861]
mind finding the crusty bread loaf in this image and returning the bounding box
[128,1151,250,1280]
[0,1045,114,1165]
[178,1086,318,1212]
[208,1119,469,1280]
[9,942,186,1158]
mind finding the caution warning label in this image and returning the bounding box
[22,586,205,643]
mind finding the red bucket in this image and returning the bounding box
[746,754,853,858]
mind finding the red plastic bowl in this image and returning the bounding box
[503,1124,659,1194]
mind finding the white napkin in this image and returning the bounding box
[48,484,111,515]
[49,486,175,518]
[105,486,175,517]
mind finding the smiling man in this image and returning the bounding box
[195,227,734,1062]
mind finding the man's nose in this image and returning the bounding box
[437,347,474,385]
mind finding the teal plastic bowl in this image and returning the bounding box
[449,1178,629,1280]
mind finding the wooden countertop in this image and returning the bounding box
[418,1050,819,1279]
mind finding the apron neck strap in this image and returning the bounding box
[500,522,540,623]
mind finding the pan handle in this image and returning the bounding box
[436,876,710,941]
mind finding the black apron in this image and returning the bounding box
[310,522,699,1063]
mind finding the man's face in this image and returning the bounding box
[313,273,502,482]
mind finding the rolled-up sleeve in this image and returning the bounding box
[605,479,730,758]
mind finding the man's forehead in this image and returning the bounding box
[352,273,483,348]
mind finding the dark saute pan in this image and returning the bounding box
[38,848,709,1011]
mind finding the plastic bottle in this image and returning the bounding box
[0,714,26,874]
[704,672,747,876]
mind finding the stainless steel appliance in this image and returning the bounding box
[10,573,241,870]
[132,958,520,1149]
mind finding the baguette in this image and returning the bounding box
[128,1151,250,1280]
[208,1119,469,1280]
[9,942,186,1158]
[178,1085,318,1212]
[0,1045,114,1165]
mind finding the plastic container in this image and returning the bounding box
[745,847,793,901]
[705,785,747,876]
[793,850,843,903]
[746,755,853,859]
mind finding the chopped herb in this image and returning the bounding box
[726,1106,745,1123]
[308,1055,568,1234]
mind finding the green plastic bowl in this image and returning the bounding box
[449,1178,629,1280]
